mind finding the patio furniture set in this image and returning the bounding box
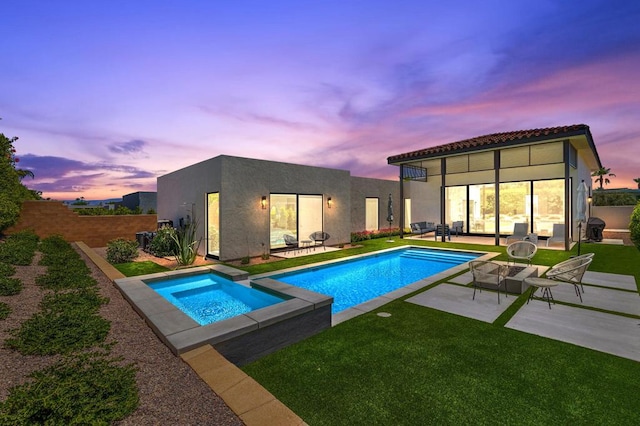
[284,232,330,254]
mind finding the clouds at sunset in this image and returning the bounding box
[2,0,639,200]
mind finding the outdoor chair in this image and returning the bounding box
[470,260,509,304]
[506,240,537,265]
[309,231,330,250]
[434,224,451,241]
[545,255,593,302]
[546,224,565,247]
[283,234,299,253]
[506,223,529,244]
[410,222,435,237]
[451,221,464,236]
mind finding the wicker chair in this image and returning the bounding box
[470,260,509,304]
[506,241,537,265]
[545,255,593,302]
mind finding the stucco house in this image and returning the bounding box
[387,124,602,250]
[157,155,398,261]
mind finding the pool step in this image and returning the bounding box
[400,250,476,263]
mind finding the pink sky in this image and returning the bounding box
[2,1,639,200]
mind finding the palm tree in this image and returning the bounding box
[591,167,616,190]
[634,178,640,190]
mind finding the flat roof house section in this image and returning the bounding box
[387,124,603,250]
[157,155,398,261]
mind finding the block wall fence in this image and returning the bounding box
[5,201,157,247]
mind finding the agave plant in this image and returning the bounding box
[170,218,201,266]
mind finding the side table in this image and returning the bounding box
[524,277,558,309]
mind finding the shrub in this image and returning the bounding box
[171,221,201,266]
[0,350,138,424]
[351,227,401,243]
[41,288,108,314]
[0,262,16,277]
[5,309,111,355]
[630,202,640,250]
[0,277,22,296]
[148,226,177,257]
[0,229,39,265]
[0,301,10,320]
[106,238,139,264]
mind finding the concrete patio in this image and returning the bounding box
[406,268,640,362]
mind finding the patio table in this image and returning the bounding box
[525,277,558,309]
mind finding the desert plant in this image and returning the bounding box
[148,226,177,257]
[0,350,138,424]
[0,301,10,320]
[0,277,22,296]
[106,238,139,264]
[170,220,201,266]
[630,202,640,250]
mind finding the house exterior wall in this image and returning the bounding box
[157,155,365,261]
[217,156,351,260]
[406,178,442,225]
[122,191,157,212]
[349,177,400,232]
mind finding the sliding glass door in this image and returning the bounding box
[270,194,324,249]
[207,192,219,257]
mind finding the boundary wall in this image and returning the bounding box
[5,201,157,247]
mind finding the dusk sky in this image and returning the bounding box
[2,1,639,200]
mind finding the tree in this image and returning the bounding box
[591,167,616,190]
[1,123,40,232]
[634,178,640,190]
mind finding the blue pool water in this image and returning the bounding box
[272,247,480,314]
[148,274,286,325]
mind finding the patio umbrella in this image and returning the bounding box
[576,180,588,255]
[386,193,394,227]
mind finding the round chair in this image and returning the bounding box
[506,240,537,265]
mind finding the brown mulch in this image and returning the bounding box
[0,245,243,425]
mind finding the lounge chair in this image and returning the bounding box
[309,231,330,250]
[470,260,509,304]
[506,241,537,265]
[546,224,565,247]
[283,234,299,253]
[410,222,435,237]
[434,224,451,241]
[451,221,464,236]
[545,255,593,302]
[506,223,529,244]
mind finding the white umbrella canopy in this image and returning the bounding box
[576,180,588,223]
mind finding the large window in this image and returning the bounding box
[499,182,531,234]
[207,192,219,257]
[532,179,565,237]
[445,186,467,231]
[468,184,495,233]
[365,198,379,231]
[270,194,324,249]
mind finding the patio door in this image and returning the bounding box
[270,194,323,249]
[207,192,219,258]
[299,195,323,243]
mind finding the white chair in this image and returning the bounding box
[470,261,509,304]
[506,241,537,265]
[545,256,593,302]
[506,223,529,244]
[546,224,565,247]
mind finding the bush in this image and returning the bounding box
[171,221,201,266]
[0,301,10,320]
[5,309,111,355]
[630,202,640,250]
[106,238,139,264]
[0,229,39,265]
[0,277,22,296]
[592,191,638,206]
[0,350,138,424]
[351,227,401,243]
[0,262,16,277]
[148,226,177,257]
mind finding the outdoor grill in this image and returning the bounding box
[585,217,606,242]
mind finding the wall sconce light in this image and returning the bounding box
[327,197,332,209]
[587,195,593,204]
[261,196,267,210]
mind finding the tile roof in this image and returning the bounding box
[387,124,591,163]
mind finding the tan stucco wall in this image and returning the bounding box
[349,176,400,232]
[6,201,157,247]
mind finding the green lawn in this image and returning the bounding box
[241,239,640,425]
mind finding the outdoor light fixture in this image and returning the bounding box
[327,197,332,208]
[261,196,267,209]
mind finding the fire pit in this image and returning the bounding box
[505,265,538,294]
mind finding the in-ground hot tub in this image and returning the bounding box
[114,264,332,365]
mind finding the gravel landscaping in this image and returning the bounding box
[0,244,243,425]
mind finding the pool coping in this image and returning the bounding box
[251,245,497,325]
[113,265,333,356]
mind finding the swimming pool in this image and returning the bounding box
[149,274,286,325]
[270,247,481,314]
